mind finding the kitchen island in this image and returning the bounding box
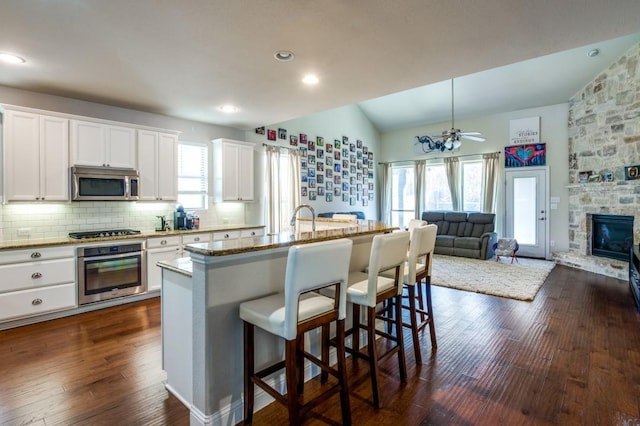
[158,220,396,425]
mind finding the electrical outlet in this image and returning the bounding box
[17,228,31,237]
[550,240,555,247]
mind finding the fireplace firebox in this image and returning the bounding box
[591,214,634,261]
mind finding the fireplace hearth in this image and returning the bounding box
[591,214,634,261]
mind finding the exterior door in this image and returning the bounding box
[505,167,548,259]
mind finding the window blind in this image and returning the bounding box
[177,142,208,209]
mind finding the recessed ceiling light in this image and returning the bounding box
[219,105,238,113]
[0,53,26,64]
[302,74,319,85]
[587,48,600,58]
[274,51,295,62]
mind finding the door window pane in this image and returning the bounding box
[462,161,482,211]
[391,166,414,229]
[424,164,452,210]
[513,177,537,245]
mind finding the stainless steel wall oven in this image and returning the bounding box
[77,242,146,305]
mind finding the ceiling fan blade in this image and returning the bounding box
[460,131,482,136]
[461,135,486,142]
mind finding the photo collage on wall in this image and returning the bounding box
[256,128,375,206]
[300,135,374,206]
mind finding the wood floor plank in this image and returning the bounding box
[0,264,639,425]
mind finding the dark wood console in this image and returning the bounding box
[629,248,640,311]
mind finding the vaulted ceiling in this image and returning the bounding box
[1,1,640,131]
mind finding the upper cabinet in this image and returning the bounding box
[3,110,69,201]
[212,138,255,202]
[71,120,136,169]
[137,130,178,201]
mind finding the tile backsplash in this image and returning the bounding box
[0,199,262,241]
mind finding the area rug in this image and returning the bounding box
[430,254,556,301]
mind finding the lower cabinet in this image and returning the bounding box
[146,236,182,292]
[0,246,76,323]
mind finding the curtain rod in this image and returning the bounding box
[378,151,501,165]
[262,143,298,151]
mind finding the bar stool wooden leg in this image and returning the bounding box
[296,335,304,395]
[336,319,352,425]
[425,277,437,351]
[394,294,407,381]
[367,306,381,408]
[406,284,422,365]
[321,324,330,384]
[243,322,255,425]
[352,304,360,367]
[285,339,300,426]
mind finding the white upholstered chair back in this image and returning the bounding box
[283,238,352,340]
[365,231,410,305]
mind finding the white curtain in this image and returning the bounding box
[265,146,301,234]
[265,145,281,234]
[379,162,392,224]
[481,152,500,213]
[414,160,426,219]
[444,157,461,211]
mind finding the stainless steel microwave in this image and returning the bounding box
[71,166,139,201]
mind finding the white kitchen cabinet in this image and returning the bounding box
[137,130,177,201]
[240,227,265,238]
[212,139,254,202]
[146,236,181,292]
[71,119,136,168]
[0,246,76,322]
[3,110,69,201]
[182,232,211,245]
[212,230,241,241]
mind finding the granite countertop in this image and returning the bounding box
[157,256,193,277]
[0,224,265,251]
[184,220,396,257]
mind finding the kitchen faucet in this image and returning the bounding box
[289,204,316,233]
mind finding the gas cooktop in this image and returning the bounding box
[68,229,141,240]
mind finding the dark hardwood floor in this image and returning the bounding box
[1,264,639,425]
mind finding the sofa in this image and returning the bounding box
[421,211,497,260]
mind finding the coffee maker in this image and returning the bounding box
[174,204,188,230]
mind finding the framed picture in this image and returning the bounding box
[278,128,287,140]
[267,129,276,141]
[334,139,341,150]
[317,174,324,184]
[308,140,315,151]
[602,172,614,182]
[301,187,307,197]
[300,134,307,144]
[504,143,546,167]
[316,136,324,146]
[625,165,640,180]
[309,190,317,201]
[342,193,349,202]
[317,162,324,172]
[588,174,601,183]
[326,193,333,202]
[318,187,325,196]
[289,135,298,146]
[255,126,265,135]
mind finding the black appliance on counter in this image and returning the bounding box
[174,204,195,230]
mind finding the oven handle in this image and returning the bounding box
[78,251,143,262]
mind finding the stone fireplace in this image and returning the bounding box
[554,41,640,280]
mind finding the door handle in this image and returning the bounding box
[539,217,545,221]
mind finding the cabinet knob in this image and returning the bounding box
[160,240,167,245]
[30,252,42,259]
[31,272,42,279]
[224,234,229,238]
[32,298,43,306]
[194,237,200,241]
[251,231,256,236]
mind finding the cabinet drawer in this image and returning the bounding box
[0,283,76,322]
[212,230,240,241]
[0,258,76,293]
[182,233,211,245]
[147,236,181,249]
[240,228,264,238]
[0,246,75,265]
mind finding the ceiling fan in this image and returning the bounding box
[414,78,486,153]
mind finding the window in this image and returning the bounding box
[462,161,482,211]
[177,142,208,209]
[390,165,415,229]
[424,164,452,210]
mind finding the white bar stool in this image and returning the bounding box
[340,231,410,409]
[240,238,353,426]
